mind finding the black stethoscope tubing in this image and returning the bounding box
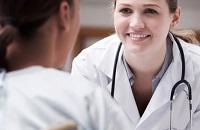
[111,34,192,129]
[111,42,122,97]
[111,35,192,99]
[170,36,192,101]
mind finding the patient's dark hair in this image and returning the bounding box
[0,0,73,69]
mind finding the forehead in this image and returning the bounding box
[115,0,167,7]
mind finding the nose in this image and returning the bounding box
[129,14,145,30]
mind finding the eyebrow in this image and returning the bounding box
[117,3,132,7]
[143,4,161,8]
[117,3,161,9]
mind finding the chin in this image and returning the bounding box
[125,44,146,54]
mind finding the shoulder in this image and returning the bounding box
[180,39,200,75]
[181,39,200,62]
[5,67,97,98]
[4,67,100,129]
[75,34,120,59]
[73,34,120,65]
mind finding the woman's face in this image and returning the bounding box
[114,0,180,54]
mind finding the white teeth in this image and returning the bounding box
[129,34,148,38]
[129,34,149,41]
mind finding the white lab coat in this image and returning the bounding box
[72,34,200,130]
[2,66,134,130]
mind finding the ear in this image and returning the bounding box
[170,7,181,28]
[58,1,71,32]
[112,1,116,13]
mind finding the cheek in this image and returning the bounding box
[146,17,171,35]
[114,14,128,33]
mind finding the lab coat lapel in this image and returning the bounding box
[111,54,140,124]
[137,36,195,126]
[97,34,121,78]
[137,63,176,126]
[98,41,140,124]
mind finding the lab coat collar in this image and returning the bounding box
[137,33,195,126]
[97,34,122,79]
[97,35,141,124]
[168,33,194,84]
[107,56,141,125]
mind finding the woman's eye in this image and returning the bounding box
[144,8,158,15]
[119,8,132,15]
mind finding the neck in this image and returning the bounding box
[6,38,57,71]
[124,44,167,78]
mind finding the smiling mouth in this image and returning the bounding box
[128,33,151,41]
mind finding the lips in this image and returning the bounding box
[128,33,151,41]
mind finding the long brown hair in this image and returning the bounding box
[172,29,200,45]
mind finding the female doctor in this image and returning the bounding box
[0,0,135,130]
[72,0,200,129]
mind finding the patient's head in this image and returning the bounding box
[0,0,80,70]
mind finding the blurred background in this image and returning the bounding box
[65,0,200,71]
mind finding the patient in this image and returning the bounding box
[0,0,134,130]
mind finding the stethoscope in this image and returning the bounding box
[110,34,192,130]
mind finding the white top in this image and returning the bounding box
[72,34,200,130]
[1,66,134,130]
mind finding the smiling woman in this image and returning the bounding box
[72,0,200,129]
[0,0,135,130]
